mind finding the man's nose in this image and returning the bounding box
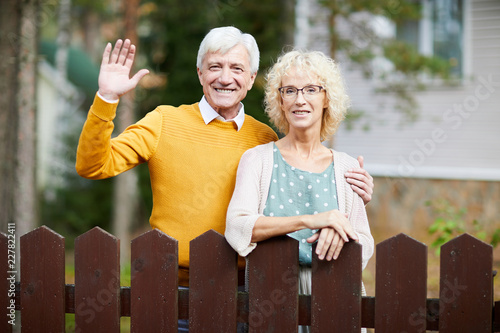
[219,67,232,84]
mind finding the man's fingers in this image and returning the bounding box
[347,177,369,191]
[346,169,373,183]
[131,69,150,86]
[101,42,112,66]
[109,39,123,64]
[357,155,364,169]
[124,44,137,69]
[117,39,131,65]
[352,185,371,204]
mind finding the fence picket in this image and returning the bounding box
[439,233,493,332]
[20,226,65,332]
[247,236,299,332]
[1,232,14,333]
[5,226,500,331]
[74,227,120,332]
[311,240,362,332]
[375,233,427,333]
[131,229,178,332]
[189,230,238,332]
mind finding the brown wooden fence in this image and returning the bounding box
[1,225,499,332]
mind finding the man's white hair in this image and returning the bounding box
[197,26,260,74]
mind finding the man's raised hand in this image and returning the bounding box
[98,39,149,101]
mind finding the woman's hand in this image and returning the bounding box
[307,228,346,260]
[303,209,358,243]
[306,211,356,260]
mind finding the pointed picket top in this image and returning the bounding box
[189,229,238,332]
[441,232,493,255]
[131,228,178,275]
[74,226,120,333]
[75,225,119,244]
[377,232,427,250]
[131,228,178,333]
[375,233,427,333]
[190,228,224,243]
[20,225,65,242]
[132,227,177,243]
[21,225,65,332]
[247,236,299,331]
[439,233,493,332]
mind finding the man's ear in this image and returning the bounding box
[247,72,257,91]
[197,67,203,86]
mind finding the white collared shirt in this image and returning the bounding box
[199,96,245,131]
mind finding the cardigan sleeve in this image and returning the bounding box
[333,151,374,270]
[76,94,161,179]
[350,191,374,270]
[225,145,269,256]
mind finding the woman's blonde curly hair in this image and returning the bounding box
[264,50,350,141]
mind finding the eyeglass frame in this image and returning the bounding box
[278,85,325,100]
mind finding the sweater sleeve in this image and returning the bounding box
[334,152,374,270]
[225,146,268,256]
[75,94,161,179]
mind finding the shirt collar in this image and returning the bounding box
[199,96,245,131]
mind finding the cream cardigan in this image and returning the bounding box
[225,142,374,270]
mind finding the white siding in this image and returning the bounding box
[333,0,500,180]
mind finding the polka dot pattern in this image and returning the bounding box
[264,143,339,265]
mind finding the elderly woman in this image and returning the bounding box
[225,50,374,331]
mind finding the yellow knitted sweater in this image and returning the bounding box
[76,95,278,286]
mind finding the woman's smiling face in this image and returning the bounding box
[280,68,327,136]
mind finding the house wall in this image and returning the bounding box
[335,0,500,181]
[367,176,500,240]
[329,0,500,235]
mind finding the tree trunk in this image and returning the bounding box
[0,0,39,280]
[112,0,141,266]
[16,0,39,240]
[0,0,21,233]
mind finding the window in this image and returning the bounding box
[397,0,464,77]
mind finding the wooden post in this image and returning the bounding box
[312,241,362,332]
[439,233,493,332]
[20,226,65,332]
[189,229,238,332]
[131,229,178,332]
[375,233,427,332]
[74,227,120,332]
[247,236,299,332]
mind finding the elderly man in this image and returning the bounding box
[76,26,374,288]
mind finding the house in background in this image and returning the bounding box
[36,41,98,198]
[297,0,500,239]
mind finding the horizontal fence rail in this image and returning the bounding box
[1,226,499,332]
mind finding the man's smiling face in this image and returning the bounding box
[197,44,256,120]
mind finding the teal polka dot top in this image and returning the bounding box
[263,143,339,266]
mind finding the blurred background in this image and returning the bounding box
[1,0,499,320]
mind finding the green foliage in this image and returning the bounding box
[426,199,499,255]
[39,127,114,247]
[137,0,291,125]
[320,0,453,124]
[39,0,289,241]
